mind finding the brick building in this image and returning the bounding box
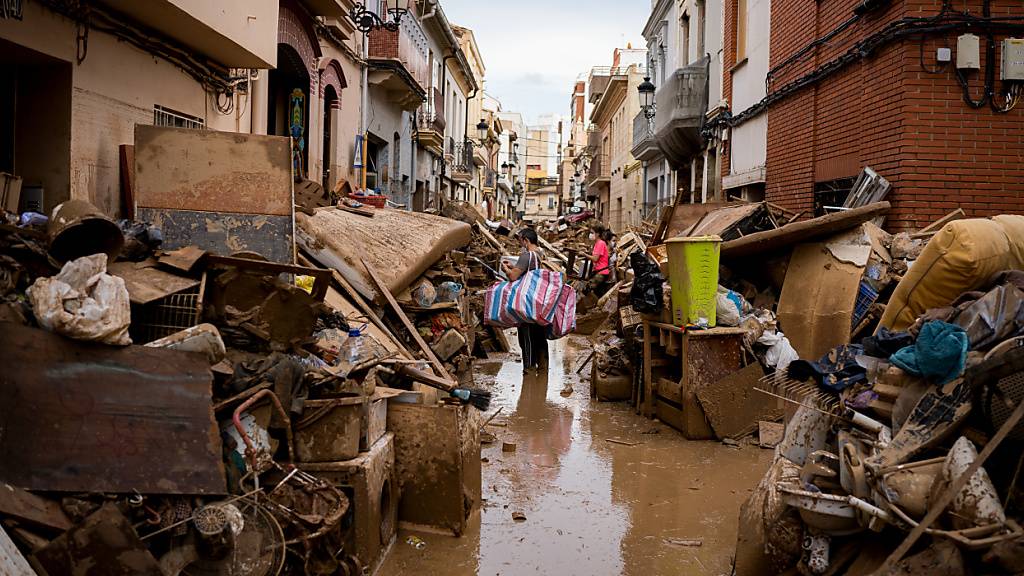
[721,0,1024,231]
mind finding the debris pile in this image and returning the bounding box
[0,190,501,573]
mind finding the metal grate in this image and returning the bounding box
[130,287,202,344]
[154,105,205,129]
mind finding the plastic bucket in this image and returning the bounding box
[665,235,721,327]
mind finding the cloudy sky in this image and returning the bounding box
[440,0,650,125]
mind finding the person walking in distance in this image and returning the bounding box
[587,227,613,297]
[501,228,549,374]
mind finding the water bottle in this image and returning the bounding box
[339,327,367,366]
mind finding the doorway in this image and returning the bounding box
[322,85,338,190]
[267,44,310,180]
[0,38,72,214]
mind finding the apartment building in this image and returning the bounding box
[718,0,1024,230]
[633,0,725,219]
[586,47,647,232]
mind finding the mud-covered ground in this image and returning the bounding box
[379,333,772,575]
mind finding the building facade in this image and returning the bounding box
[586,47,647,232]
[721,0,1024,230]
[0,0,282,216]
[634,0,726,220]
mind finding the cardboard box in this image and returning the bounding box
[0,172,22,213]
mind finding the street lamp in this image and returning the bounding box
[501,162,510,176]
[476,119,489,142]
[351,1,409,33]
[638,77,656,119]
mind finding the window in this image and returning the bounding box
[153,105,204,129]
[681,14,690,65]
[548,195,555,209]
[735,0,748,61]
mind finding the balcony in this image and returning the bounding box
[96,0,278,67]
[585,154,610,187]
[588,66,630,104]
[416,89,446,154]
[472,143,488,167]
[586,126,602,151]
[298,0,351,18]
[450,140,475,184]
[368,15,429,110]
[631,113,659,162]
[654,59,709,167]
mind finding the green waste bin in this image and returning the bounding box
[665,235,722,327]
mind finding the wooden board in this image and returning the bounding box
[0,324,225,494]
[695,364,782,439]
[362,259,454,382]
[108,261,200,305]
[0,482,73,531]
[0,524,34,576]
[721,202,891,260]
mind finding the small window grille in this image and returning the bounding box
[153,105,205,129]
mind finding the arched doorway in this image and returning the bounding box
[321,84,338,190]
[268,43,310,180]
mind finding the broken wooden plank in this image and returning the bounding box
[157,245,206,273]
[476,222,506,253]
[337,203,375,218]
[538,235,568,263]
[362,258,454,382]
[0,324,226,495]
[0,483,72,531]
[108,261,199,305]
[912,208,967,238]
[0,523,34,576]
[34,503,163,576]
[721,202,890,260]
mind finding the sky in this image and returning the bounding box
[440,0,650,125]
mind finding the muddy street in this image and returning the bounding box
[381,334,772,576]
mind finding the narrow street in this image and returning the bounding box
[381,334,771,576]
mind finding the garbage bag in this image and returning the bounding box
[952,273,1024,350]
[629,250,663,314]
[26,253,131,345]
[758,330,799,372]
[716,286,746,327]
[118,219,163,262]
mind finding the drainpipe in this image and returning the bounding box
[360,29,370,191]
[465,86,479,204]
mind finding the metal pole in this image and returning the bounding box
[360,28,369,191]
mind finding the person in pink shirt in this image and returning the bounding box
[587,227,613,297]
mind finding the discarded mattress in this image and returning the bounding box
[880,215,1024,331]
[297,207,472,300]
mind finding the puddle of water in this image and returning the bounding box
[379,332,772,576]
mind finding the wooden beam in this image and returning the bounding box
[362,258,455,382]
[538,235,569,263]
[913,208,966,237]
[298,252,412,359]
[878,397,1024,571]
[476,222,506,253]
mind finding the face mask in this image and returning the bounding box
[589,233,596,241]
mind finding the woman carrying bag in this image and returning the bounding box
[501,228,549,374]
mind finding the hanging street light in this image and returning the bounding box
[638,77,656,119]
[501,162,510,176]
[351,1,409,33]
[476,119,489,142]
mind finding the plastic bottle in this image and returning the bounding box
[339,327,367,365]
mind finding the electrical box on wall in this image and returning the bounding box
[957,34,981,70]
[1001,38,1024,81]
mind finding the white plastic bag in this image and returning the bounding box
[27,253,132,345]
[758,329,799,372]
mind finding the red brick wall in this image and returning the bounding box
[763,0,1024,231]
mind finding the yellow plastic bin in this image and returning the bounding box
[665,235,722,327]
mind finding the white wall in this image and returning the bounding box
[729,0,770,174]
[1,3,254,215]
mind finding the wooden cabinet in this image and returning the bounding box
[641,322,748,440]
